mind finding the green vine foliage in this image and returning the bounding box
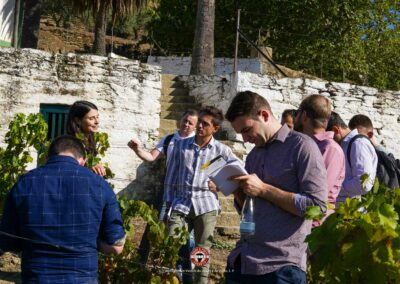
[306,178,400,283]
[98,196,188,284]
[0,113,48,211]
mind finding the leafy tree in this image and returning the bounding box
[148,0,399,89]
[190,0,215,75]
[65,0,150,55]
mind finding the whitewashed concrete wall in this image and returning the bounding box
[0,48,162,198]
[148,56,261,75]
[187,72,400,157]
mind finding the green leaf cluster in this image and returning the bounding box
[0,113,48,211]
[306,180,400,283]
[99,196,188,283]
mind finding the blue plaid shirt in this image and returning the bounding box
[0,155,125,283]
[164,136,239,216]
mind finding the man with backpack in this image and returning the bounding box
[327,112,378,202]
[128,109,198,283]
[348,114,400,189]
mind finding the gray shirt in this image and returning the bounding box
[228,124,327,275]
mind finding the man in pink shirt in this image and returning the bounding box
[294,94,345,225]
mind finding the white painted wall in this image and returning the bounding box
[0,48,162,197]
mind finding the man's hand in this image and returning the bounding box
[232,174,266,198]
[92,164,106,176]
[127,138,140,151]
[208,180,219,193]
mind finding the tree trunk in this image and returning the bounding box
[92,1,107,56]
[190,0,215,75]
[21,0,41,48]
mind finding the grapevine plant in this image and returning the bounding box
[306,176,400,283]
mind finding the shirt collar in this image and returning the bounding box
[46,155,80,165]
[313,131,334,142]
[266,124,290,146]
[343,128,359,143]
[191,136,215,149]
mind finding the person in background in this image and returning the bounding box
[165,106,240,284]
[294,94,345,225]
[224,91,327,283]
[0,135,125,283]
[280,109,297,129]
[128,109,198,283]
[326,112,378,203]
[66,100,106,176]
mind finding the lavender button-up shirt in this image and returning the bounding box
[228,124,327,275]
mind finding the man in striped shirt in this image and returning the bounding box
[165,106,240,284]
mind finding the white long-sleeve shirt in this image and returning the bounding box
[337,129,378,203]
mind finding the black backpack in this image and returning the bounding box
[347,134,400,189]
[162,133,175,161]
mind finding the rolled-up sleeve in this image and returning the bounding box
[294,140,328,216]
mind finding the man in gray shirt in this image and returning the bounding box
[224,91,327,283]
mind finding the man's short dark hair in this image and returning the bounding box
[48,135,86,159]
[225,91,273,122]
[199,106,224,127]
[182,108,199,118]
[348,114,373,131]
[326,111,348,131]
[298,95,331,129]
[282,109,297,119]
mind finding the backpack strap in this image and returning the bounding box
[346,134,371,168]
[163,133,175,160]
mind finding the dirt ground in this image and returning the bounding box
[0,220,238,284]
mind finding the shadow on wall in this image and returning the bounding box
[118,159,166,208]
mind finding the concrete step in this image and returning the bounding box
[159,119,178,130]
[161,102,201,113]
[160,94,196,104]
[160,110,182,120]
[161,87,189,97]
[215,225,240,237]
[162,75,185,89]
[216,211,240,228]
[159,127,176,138]
[219,196,237,213]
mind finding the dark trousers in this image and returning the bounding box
[224,256,306,284]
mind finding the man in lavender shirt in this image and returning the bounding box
[326,112,378,203]
[224,91,327,283]
[294,94,345,225]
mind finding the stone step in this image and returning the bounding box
[215,225,240,237]
[162,75,185,89]
[160,110,182,120]
[159,119,178,131]
[161,87,189,97]
[216,211,240,227]
[159,127,176,138]
[219,196,237,213]
[161,102,201,113]
[160,94,196,104]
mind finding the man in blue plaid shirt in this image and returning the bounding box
[0,135,125,283]
[165,106,240,284]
